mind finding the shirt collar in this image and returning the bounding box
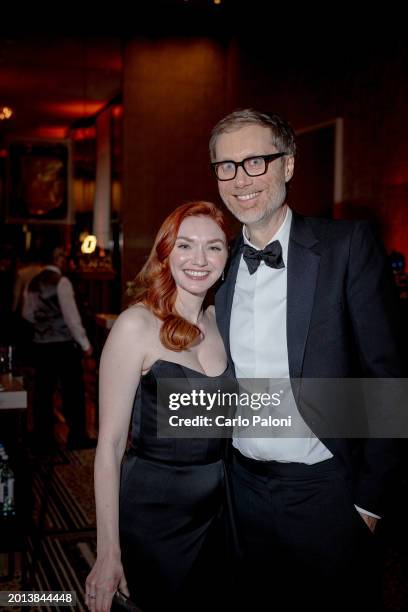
[242,206,292,258]
[45,265,62,275]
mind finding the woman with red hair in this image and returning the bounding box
[86,202,231,612]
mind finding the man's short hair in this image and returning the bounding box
[209,108,296,161]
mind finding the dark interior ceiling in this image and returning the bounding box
[0,36,123,143]
[0,1,232,143]
[0,1,402,145]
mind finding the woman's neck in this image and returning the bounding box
[174,291,205,325]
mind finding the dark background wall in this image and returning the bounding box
[123,36,228,285]
[121,17,407,289]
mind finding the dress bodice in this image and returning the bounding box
[129,359,233,465]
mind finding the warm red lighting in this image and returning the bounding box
[0,149,8,158]
[28,126,69,139]
[112,105,123,119]
[71,126,97,141]
[41,101,105,119]
[385,165,408,187]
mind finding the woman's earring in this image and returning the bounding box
[221,270,225,281]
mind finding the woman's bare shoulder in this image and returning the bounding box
[112,304,157,338]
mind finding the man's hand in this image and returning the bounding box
[358,512,378,533]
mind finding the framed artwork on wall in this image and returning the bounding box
[7,139,72,223]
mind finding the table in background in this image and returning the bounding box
[0,374,28,583]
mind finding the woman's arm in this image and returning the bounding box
[86,306,150,611]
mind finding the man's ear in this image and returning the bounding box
[285,155,295,182]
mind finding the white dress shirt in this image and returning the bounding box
[231,207,332,464]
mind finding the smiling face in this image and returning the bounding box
[168,215,228,298]
[214,124,294,231]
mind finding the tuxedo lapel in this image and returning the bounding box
[287,214,321,378]
[216,215,322,377]
[215,235,243,363]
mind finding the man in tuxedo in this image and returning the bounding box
[211,109,403,610]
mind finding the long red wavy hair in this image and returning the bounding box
[131,201,229,351]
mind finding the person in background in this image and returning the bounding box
[12,253,43,314]
[11,251,43,369]
[23,246,94,452]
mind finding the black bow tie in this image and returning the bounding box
[242,240,285,274]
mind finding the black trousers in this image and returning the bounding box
[32,342,87,447]
[229,450,382,612]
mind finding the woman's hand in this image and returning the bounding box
[85,552,129,611]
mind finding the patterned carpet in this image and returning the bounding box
[1,447,407,611]
[27,530,96,612]
[0,448,97,612]
[29,448,96,612]
[31,448,96,531]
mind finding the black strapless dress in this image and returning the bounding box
[119,360,232,612]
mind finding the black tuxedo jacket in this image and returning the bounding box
[215,212,404,515]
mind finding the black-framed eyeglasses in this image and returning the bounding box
[211,152,287,181]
